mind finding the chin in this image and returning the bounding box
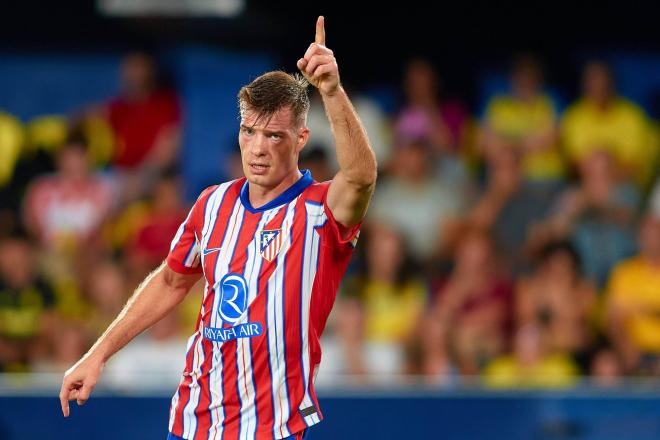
[245,172,272,187]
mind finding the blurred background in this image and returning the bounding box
[3,0,660,438]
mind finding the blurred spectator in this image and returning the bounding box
[561,61,657,186]
[532,150,639,287]
[468,146,558,272]
[0,116,63,222]
[22,133,117,256]
[0,111,24,188]
[336,224,427,377]
[124,172,187,283]
[25,115,68,157]
[606,214,660,374]
[422,230,512,376]
[83,260,129,338]
[646,176,660,217]
[0,234,56,372]
[6,44,660,390]
[516,241,596,372]
[482,324,578,388]
[306,87,392,171]
[369,138,465,262]
[395,58,467,154]
[590,346,624,386]
[300,144,334,183]
[106,52,181,198]
[32,259,129,372]
[0,111,25,233]
[480,55,565,183]
[394,58,469,182]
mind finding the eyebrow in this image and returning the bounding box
[240,124,286,136]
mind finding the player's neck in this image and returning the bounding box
[248,169,303,209]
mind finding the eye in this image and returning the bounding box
[270,133,282,140]
[242,127,254,136]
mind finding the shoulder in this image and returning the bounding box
[26,174,58,195]
[107,96,127,114]
[197,178,244,203]
[303,180,331,202]
[562,99,589,120]
[516,276,534,293]
[304,180,362,245]
[614,256,643,273]
[613,97,647,118]
[189,179,244,224]
[485,94,512,113]
[488,94,511,105]
[536,94,557,111]
[192,184,220,209]
[297,180,331,219]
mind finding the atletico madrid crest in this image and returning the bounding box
[260,229,283,262]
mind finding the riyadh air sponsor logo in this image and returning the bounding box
[204,272,263,342]
[203,322,263,342]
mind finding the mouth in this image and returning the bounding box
[249,163,270,174]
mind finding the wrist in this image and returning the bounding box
[85,343,111,365]
[85,353,106,368]
[320,83,344,99]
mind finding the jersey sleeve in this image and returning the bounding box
[166,186,215,274]
[320,181,362,249]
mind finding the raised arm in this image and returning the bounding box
[59,263,200,416]
[297,16,377,229]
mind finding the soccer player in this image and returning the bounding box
[59,16,377,440]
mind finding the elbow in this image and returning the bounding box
[367,149,378,183]
[350,154,378,188]
[366,156,378,185]
[367,168,378,187]
[361,164,378,187]
[347,167,377,190]
[160,263,196,302]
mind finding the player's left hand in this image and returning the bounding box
[297,16,340,97]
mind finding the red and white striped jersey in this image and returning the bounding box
[166,170,359,440]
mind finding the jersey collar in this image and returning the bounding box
[240,169,313,214]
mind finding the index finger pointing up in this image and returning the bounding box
[315,16,325,45]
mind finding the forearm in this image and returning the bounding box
[83,263,187,363]
[321,87,377,186]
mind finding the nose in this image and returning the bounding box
[249,133,268,157]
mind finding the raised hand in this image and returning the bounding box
[297,16,340,96]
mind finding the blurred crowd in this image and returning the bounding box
[0,53,189,385]
[2,51,660,389]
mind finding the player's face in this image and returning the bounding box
[239,106,309,189]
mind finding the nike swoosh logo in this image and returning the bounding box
[202,247,222,255]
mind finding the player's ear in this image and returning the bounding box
[296,126,309,153]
